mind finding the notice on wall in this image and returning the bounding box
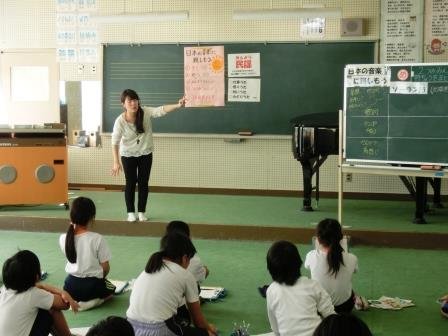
[227,53,260,77]
[55,0,98,63]
[184,46,225,107]
[228,78,260,102]
[56,30,77,45]
[300,18,325,39]
[56,48,77,63]
[78,47,98,63]
[424,0,448,59]
[380,0,423,63]
[56,13,77,27]
[345,65,390,88]
[56,0,77,12]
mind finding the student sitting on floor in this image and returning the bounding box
[305,218,359,313]
[59,196,115,311]
[164,220,210,325]
[126,232,217,336]
[313,313,372,336]
[165,220,209,284]
[440,294,448,318]
[0,250,79,336]
[86,316,135,336]
[266,240,335,336]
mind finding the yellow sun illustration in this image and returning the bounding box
[210,55,224,73]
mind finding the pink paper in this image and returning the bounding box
[184,46,225,107]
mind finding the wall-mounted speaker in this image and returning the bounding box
[341,18,364,36]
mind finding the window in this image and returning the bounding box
[81,81,101,131]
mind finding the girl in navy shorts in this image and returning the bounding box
[59,197,115,310]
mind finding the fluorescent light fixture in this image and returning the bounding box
[233,8,342,20]
[90,11,189,23]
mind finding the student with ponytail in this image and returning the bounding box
[126,232,217,336]
[305,218,358,313]
[59,197,115,310]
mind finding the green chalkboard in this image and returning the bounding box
[103,42,374,134]
[344,64,448,165]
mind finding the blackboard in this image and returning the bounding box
[103,42,374,134]
[344,64,448,165]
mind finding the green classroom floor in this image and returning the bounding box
[1,191,448,335]
[0,230,447,336]
[0,190,448,233]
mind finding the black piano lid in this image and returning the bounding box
[290,112,338,128]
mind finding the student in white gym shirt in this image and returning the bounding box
[126,232,217,336]
[305,218,358,313]
[266,240,335,336]
[0,250,78,336]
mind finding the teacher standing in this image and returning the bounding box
[111,89,186,222]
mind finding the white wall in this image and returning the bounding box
[1,1,446,194]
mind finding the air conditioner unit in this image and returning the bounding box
[341,18,364,36]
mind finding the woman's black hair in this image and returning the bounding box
[165,220,190,237]
[267,240,302,286]
[120,89,144,133]
[2,250,42,293]
[65,197,96,263]
[317,218,344,277]
[146,232,196,274]
[86,316,135,336]
[313,313,372,336]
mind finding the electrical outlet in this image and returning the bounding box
[345,173,353,182]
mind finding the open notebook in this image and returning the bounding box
[109,279,130,294]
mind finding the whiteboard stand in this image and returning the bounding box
[338,109,344,225]
[339,63,448,224]
[337,107,448,225]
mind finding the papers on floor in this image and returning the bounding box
[67,327,89,336]
[200,286,226,301]
[109,279,133,294]
[368,296,415,310]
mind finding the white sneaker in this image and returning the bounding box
[77,298,104,311]
[138,212,148,221]
[127,213,136,222]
